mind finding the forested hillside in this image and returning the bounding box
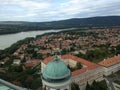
[0,16,120,34]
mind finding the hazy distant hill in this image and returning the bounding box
[0,16,120,34]
[0,21,28,25]
[48,16,120,28]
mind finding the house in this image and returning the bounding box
[13,59,21,65]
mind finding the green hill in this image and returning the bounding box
[0,16,120,34]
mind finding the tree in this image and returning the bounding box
[71,82,80,90]
[31,78,42,90]
[116,44,120,54]
[76,62,82,69]
[86,82,91,90]
[24,76,33,88]
[21,57,26,63]
[37,53,43,59]
[61,48,68,55]
[5,59,13,66]
[8,65,23,72]
[85,80,108,90]
[91,80,100,90]
[85,48,108,62]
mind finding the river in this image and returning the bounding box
[0,30,60,50]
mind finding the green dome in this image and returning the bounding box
[42,56,71,83]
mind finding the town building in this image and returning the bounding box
[98,54,120,76]
[13,59,21,65]
[24,59,40,68]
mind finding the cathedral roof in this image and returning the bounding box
[42,56,71,82]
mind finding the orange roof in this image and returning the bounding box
[25,59,40,68]
[61,54,96,67]
[43,56,53,64]
[72,65,99,76]
[98,55,120,67]
[42,54,100,76]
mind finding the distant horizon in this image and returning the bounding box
[0,15,120,22]
[0,0,120,22]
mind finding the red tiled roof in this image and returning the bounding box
[42,54,100,76]
[72,65,99,76]
[43,56,53,64]
[24,59,40,68]
[61,54,96,67]
[98,55,120,67]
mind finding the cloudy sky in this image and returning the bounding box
[0,0,120,22]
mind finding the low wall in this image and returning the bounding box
[0,79,29,90]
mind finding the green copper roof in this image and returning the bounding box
[42,56,71,81]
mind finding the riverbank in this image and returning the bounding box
[0,30,61,50]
